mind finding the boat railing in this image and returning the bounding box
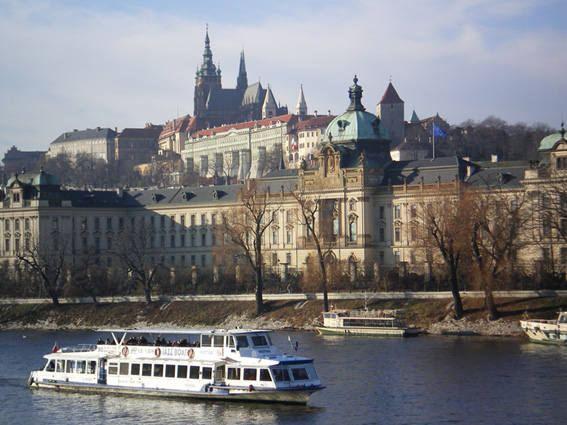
[349,309,399,318]
[60,344,97,353]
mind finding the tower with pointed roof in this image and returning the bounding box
[377,82,405,148]
[262,86,278,119]
[194,28,222,119]
[236,51,248,94]
[296,85,308,117]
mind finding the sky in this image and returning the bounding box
[0,0,566,156]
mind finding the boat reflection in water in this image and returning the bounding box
[28,327,324,404]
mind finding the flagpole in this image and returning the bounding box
[432,124,435,160]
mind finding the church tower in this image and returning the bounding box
[377,82,405,148]
[262,86,277,119]
[296,85,308,117]
[194,28,222,118]
[236,50,248,94]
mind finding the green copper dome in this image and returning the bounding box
[7,168,60,188]
[538,129,566,151]
[323,76,390,144]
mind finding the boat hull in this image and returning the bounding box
[29,378,322,404]
[315,326,419,337]
[519,319,567,345]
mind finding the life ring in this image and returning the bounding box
[155,347,161,358]
[187,348,195,359]
[122,346,129,357]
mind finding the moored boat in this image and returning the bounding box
[28,328,324,404]
[520,312,567,345]
[315,308,419,337]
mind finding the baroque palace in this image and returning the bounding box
[1,77,566,287]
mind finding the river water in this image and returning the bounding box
[2,330,567,425]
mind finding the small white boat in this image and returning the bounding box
[315,309,419,337]
[28,328,324,404]
[520,312,567,345]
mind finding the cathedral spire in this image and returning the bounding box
[198,26,218,77]
[237,50,248,91]
[296,84,308,116]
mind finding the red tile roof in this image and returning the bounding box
[379,82,404,104]
[192,114,299,138]
[295,115,336,131]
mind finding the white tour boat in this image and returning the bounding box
[315,309,420,337]
[28,328,324,404]
[520,312,567,345]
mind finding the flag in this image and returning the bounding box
[433,123,447,139]
[52,341,59,353]
[291,137,298,151]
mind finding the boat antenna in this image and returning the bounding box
[288,336,299,352]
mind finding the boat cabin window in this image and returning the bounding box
[177,365,188,379]
[272,368,291,382]
[189,366,200,379]
[243,368,257,381]
[214,335,224,347]
[201,335,212,347]
[236,336,249,348]
[131,364,140,375]
[251,335,269,347]
[142,363,152,376]
[165,365,175,378]
[119,363,129,375]
[46,360,55,372]
[154,364,164,377]
[66,360,75,373]
[227,367,241,380]
[260,369,272,382]
[88,361,96,374]
[291,368,309,380]
[108,363,118,375]
[56,360,65,373]
[202,367,212,379]
[227,336,235,348]
[559,315,567,324]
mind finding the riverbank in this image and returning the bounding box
[1,296,567,336]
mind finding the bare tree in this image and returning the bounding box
[111,218,163,305]
[16,231,69,306]
[291,186,335,312]
[417,188,467,319]
[465,188,532,319]
[220,180,280,315]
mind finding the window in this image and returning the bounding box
[25,218,30,231]
[142,364,152,376]
[411,205,417,218]
[379,227,385,242]
[14,219,19,231]
[201,233,206,246]
[410,251,417,265]
[153,364,164,377]
[273,368,290,382]
[191,215,196,226]
[165,365,175,378]
[260,369,272,382]
[119,218,124,230]
[202,367,212,380]
[191,234,196,247]
[379,251,385,264]
[251,335,269,346]
[211,214,216,226]
[180,234,185,247]
[170,235,175,248]
[201,255,206,267]
[94,217,100,230]
[394,251,401,264]
[189,366,200,379]
[291,368,309,380]
[272,230,278,244]
[561,248,567,264]
[243,368,257,381]
[170,215,175,228]
[131,364,140,375]
[201,214,206,225]
[160,216,165,228]
[4,220,9,231]
[287,230,292,244]
[228,368,241,380]
[394,227,401,242]
[107,217,112,229]
[180,215,185,227]
[177,365,188,378]
[286,210,292,223]
[286,252,292,264]
[349,221,357,242]
[394,205,401,219]
[52,217,58,230]
[120,363,129,375]
[272,211,278,224]
[160,235,165,247]
[379,206,385,220]
[191,255,196,266]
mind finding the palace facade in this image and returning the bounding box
[1,79,565,289]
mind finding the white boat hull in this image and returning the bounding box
[519,319,567,345]
[316,326,419,337]
[29,375,321,404]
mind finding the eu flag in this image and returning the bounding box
[433,123,447,138]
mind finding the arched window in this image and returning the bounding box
[349,221,357,242]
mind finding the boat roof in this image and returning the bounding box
[96,327,274,335]
[45,351,109,360]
